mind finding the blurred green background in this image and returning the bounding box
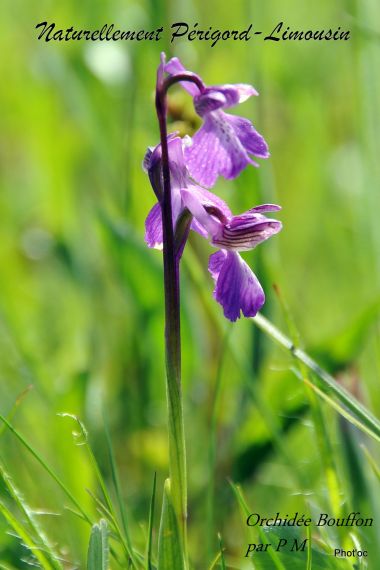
[1,0,380,568]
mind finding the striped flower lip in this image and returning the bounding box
[181,192,282,253]
[209,205,281,251]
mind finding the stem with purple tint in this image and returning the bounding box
[155,71,204,567]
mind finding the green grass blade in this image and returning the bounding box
[0,462,62,569]
[59,413,139,567]
[87,519,109,570]
[217,534,226,570]
[306,524,312,570]
[157,479,184,570]
[274,286,342,518]
[86,489,114,521]
[103,411,134,552]
[86,489,146,567]
[0,412,92,525]
[64,506,90,523]
[0,385,33,439]
[349,533,364,570]
[301,375,380,442]
[208,551,222,570]
[361,444,380,481]
[146,472,157,570]
[252,313,380,442]
[0,500,54,569]
[206,329,231,563]
[229,482,286,570]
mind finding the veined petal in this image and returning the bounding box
[212,214,282,251]
[145,134,181,172]
[145,202,163,250]
[167,136,188,190]
[209,250,265,321]
[190,218,208,238]
[181,188,221,237]
[144,134,185,200]
[226,114,269,158]
[142,146,155,172]
[249,204,282,213]
[208,249,227,281]
[234,83,259,103]
[194,84,258,116]
[182,184,232,238]
[187,184,232,219]
[194,90,229,115]
[184,112,251,188]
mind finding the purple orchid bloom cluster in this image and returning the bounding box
[144,55,282,322]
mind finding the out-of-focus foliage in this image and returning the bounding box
[1,0,380,567]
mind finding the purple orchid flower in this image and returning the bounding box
[144,135,281,321]
[144,134,230,251]
[180,190,281,321]
[164,57,269,188]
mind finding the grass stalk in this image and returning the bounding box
[0,412,93,525]
[252,313,380,442]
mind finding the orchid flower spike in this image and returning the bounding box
[164,57,269,188]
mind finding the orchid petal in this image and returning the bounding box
[181,189,221,237]
[145,202,163,250]
[194,90,228,115]
[225,114,269,158]
[234,83,259,102]
[142,146,155,173]
[164,57,201,97]
[213,214,282,251]
[249,204,282,213]
[209,250,265,321]
[167,136,189,190]
[190,218,208,238]
[194,84,257,115]
[184,113,251,187]
[185,185,232,238]
[187,184,232,219]
[208,249,227,281]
